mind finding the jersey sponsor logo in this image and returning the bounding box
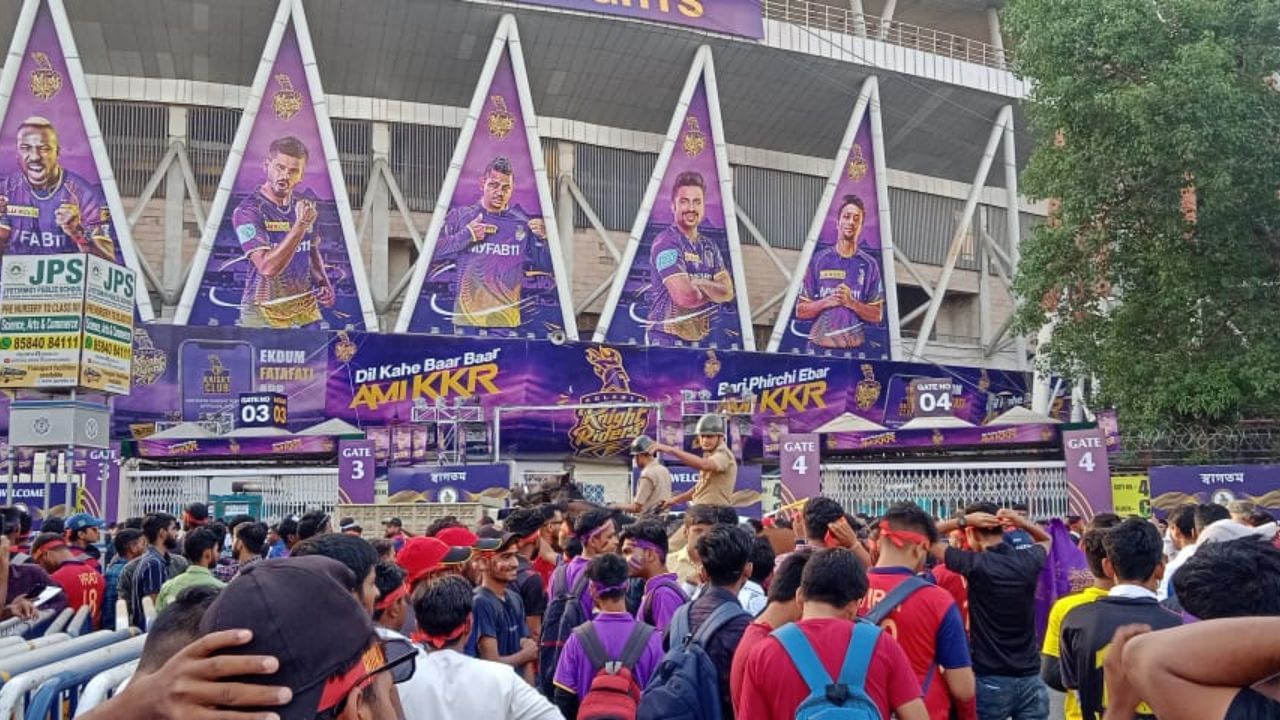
[6,205,39,218]
[819,269,847,280]
[683,252,701,263]
[655,248,680,271]
[17,230,65,248]
[236,224,258,243]
[263,221,291,232]
[470,242,522,257]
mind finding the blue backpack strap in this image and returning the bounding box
[772,623,833,696]
[835,621,881,693]
[863,575,929,626]
[690,602,746,647]
[668,603,692,646]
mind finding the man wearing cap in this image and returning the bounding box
[32,531,106,629]
[652,413,739,509]
[438,526,487,586]
[397,535,472,592]
[385,517,409,553]
[474,532,539,681]
[341,518,364,537]
[503,507,550,638]
[406,575,561,719]
[610,435,673,515]
[65,512,105,570]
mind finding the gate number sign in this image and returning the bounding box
[237,392,288,429]
[911,378,957,418]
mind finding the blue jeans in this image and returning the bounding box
[976,674,1050,720]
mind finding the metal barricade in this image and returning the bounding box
[0,635,70,661]
[20,637,145,719]
[0,630,138,693]
[0,610,54,639]
[73,659,138,716]
[123,467,339,522]
[822,461,1069,519]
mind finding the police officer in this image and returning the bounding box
[610,435,672,515]
[652,414,738,509]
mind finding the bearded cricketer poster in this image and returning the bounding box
[0,0,154,319]
[595,47,753,350]
[175,0,376,331]
[769,82,895,359]
[397,16,575,339]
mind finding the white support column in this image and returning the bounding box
[370,122,391,307]
[987,6,1007,70]
[978,207,992,349]
[850,0,868,38]
[911,105,1011,360]
[1002,115,1028,370]
[878,0,899,40]
[163,106,188,310]
[557,141,576,281]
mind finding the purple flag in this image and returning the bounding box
[1035,518,1092,644]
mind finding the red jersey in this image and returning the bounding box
[51,559,105,629]
[738,617,922,719]
[532,555,557,590]
[858,568,972,720]
[932,564,969,631]
[730,620,773,713]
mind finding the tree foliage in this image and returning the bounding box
[1004,0,1280,430]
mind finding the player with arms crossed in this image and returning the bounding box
[795,194,884,350]
[646,171,735,344]
[234,136,334,328]
[0,116,114,260]
[436,156,547,331]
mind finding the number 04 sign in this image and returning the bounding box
[911,378,957,418]
[779,433,821,502]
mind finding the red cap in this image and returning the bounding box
[435,526,478,548]
[396,536,470,584]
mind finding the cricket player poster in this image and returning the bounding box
[594,47,754,350]
[0,0,155,319]
[769,80,896,359]
[176,0,376,331]
[397,16,575,339]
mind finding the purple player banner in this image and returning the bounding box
[1062,427,1112,521]
[399,27,572,339]
[1149,464,1280,515]
[0,2,151,317]
[338,439,375,504]
[510,0,763,39]
[827,422,1058,453]
[178,12,372,331]
[597,62,751,350]
[773,114,890,358]
[387,464,512,504]
[136,434,336,459]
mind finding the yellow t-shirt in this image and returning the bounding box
[1042,586,1110,720]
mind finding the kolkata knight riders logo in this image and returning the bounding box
[682,116,706,157]
[854,363,881,410]
[846,144,869,182]
[333,331,357,364]
[28,52,62,101]
[272,74,303,120]
[487,96,515,140]
[704,350,722,379]
[569,346,650,458]
[131,328,168,386]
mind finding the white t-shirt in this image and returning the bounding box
[738,580,766,616]
[398,648,563,720]
[375,627,436,720]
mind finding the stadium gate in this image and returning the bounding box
[122,467,339,523]
[822,460,1068,520]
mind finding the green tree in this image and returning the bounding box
[1004,0,1280,430]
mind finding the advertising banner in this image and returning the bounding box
[827,422,1057,453]
[0,253,83,388]
[1149,465,1280,514]
[387,463,512,504]
[771,111,892,358]
[0,0,153,319]
[176,0,376,331]
[136,434,336,459]
[1062,427,1112,521]
[509,0,763,39]
[660,463,763,518]
[595,48,753,350]
[1111,474,1151,518]
[338,439,375,503]
[398,17,574,340]
[79,254,134,394]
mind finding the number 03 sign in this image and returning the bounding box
[779,433,821,502]
[237,392,289,429]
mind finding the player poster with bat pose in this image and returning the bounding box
[0,0,154,319]
[176,0,376,330]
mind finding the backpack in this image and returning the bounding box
[636,601,746,720]
[538,563,592,695]
[575,621,656,720]
[774,621,883,720]
[642,577,688,627]
[863,576,936,693]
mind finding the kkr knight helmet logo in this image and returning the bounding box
[704,350,721,379]
[569,347,650,458]
[272,74,303,121]
[682,116,706,157]
[488,96,515,140]
[130,328,167,386]
[28,52,62,101]
[846,144,869,182]
[333,331,357,364]
[854,363,881,410]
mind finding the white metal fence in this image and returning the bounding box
[122,468,340,523]
[822,461,1068,520]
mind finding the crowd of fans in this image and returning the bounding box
[0,493,1276,719]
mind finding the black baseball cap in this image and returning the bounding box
[198,556,381,719]
[383,517,403,527]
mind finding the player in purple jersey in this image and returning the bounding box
[234,136,334,329]
[436,156,547,330]
[0,116,114,260]
[645,171,734,344]
[795,194,884,349]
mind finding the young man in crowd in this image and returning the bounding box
[32,532,106,628]
[384,516,409,553]
[102,527,144,630]
[561,507,620,619]
[1043,513,1122,720]
[214,521,266,583]
[406,575,562,719]
[738,536,774,615]
[64,512,106,569]
[397,535,472,593]
[1172,536,1280,619]
[1059,517,1182,720]
[266,516,298,559]
[371,561,434,720]
[1158,504,1206,599]
[730,548,811,711]
[502,507,550,638]
[296,510,332,541]
[134,585,222,676]
[553,553,664,718]
[339,517,363,537]
[737,547,928,719]
[474,532,539,681]
[800,496,873,567]
[932,503,1051,720]
[860,502,974,720]
[610,435,672,514]
[156,527,226,611]
[620,518,687,632]
[532,504,566,587]
[292,532,380,613]
[667,504,735,594]
[125,512,189,631]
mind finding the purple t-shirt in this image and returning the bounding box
[647,226,728,343]
[438,203,540,329]
[561,555,593,621]
[638,572,686,633]
[552,612,664,697]
[1,170,110,255]
[801,245,884,348]
[233,190,323,326]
